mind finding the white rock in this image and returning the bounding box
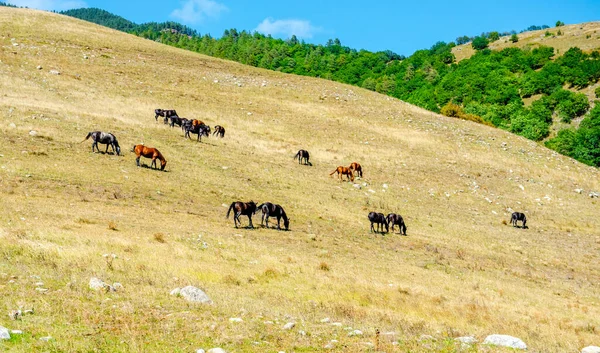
[518,185,525,191]
[589,192,599,198]
[331,322,342,327]
[348,329,363,336]
[298,330,306,336]
[207,348,226,353]
[11,330,23,334]
[196,350,206,353]
[89,277,106,291]
[582,346,600,353]
[283,322,295,330]
[229,317,243,323]
[455,336,477,345]
[179,286,212,304]
[29,130,38,136]
[0,326,10,340]
[49,70,60,75]
[112,283,123,291]
[40,336,53,341]
[36,65,42,70]
[483,334,527,350]
[575,188,584,194]
[170,288,181,296]
[383,184,388,189]
[9,123,16,128]
[320,317,330,323]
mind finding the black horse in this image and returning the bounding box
[368,212,388,233]
[386,213,407,235]
[256,202,290,230]
[511,212,528,229]
[82,131,121,155]
[213,125,226,138]
[184,124,211,141]
[226,201,257,228]
[155,109,178,123]
[169,116,187,128]
[294,149,312,166]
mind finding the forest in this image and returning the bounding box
[38,7,600,167]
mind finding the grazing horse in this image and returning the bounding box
[386,213,407,235]
[226,201,257,228]
[349,162,363,178]
[155,109,178,123]
[255,202,290,230]
[330,166,354,181]
[213,125,226,138]
[184,123,211,141]
[169,116,186,128]
[510,212,528,229]
[294,149,312,166]
[131,144,167,171]
[368,212,388,233]
[82,131,121,156]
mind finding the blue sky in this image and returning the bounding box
[9,0,600,55]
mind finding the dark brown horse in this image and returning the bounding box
[349,162,363,178]
[131,144,167,171]
[368,212,388,233]
[510,212,528,229]
[294,149,312,166]
[184,123,211,141]
[256,202,289,230]
[82,131,121,155]
[155,109,178,123]
[330,166,354,181]
[213,125,225,138]
[226,201,257,228]
[386,213,407,235]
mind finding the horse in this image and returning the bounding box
[155,109,178,123]
[349,162,363,178]
[386,213,407,235]
[330,166,354,181]
[368,212,388,233]
[510,212,528,229]
[213,125,226,138]
[82,131,121,156]
[169,116,186,128]
[226,201,257,228]
[184,123,211,141]
[294,149,312,166]
[131,144,167,171]
[255,202,290,230]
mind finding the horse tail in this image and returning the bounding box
[81,132,92,142]
[226,202,236,219]
[401,222,407,235]
[255,203,267,214]
[294,151,300,160]
[329,169,337,176]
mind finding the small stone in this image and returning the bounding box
[207,348,226,353]
[40,336,53,341]
[331,322,342,327]
[298,330,306,336]
[229,317,243,323]
[483,334,527,350]
[196,350,206,353]
[455,336,477,345]
[320,317,330,323]
[29,130,38,136]
[283,322,295,330]
[11,330,23,335]
[49,70,60,75]
[0,326,10,340]
[348,329,363,336]
[179,286,212,304]
[582,346,600,353]
[9,123,16,128]
[89,277,106,291]
[170,288,181,296]
[575,188,584,194]
[112,283,123,291]
[36,65,42,70]
[382,184,388,189]
[35,288,49,292]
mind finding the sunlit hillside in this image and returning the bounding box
[1,7,599,353]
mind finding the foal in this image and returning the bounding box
[82,131,121,156]
[294,150,312,166]
[330,166,354,182]
[131,144,167,171]
[226,201,257,228]
[213,125,226,138]
[256,202,290,230]
[368,212,388,233]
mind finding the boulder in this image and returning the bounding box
[89,277,107,291]
[0,326,10,340]
[483,334,526,350]
[582,346,600,353]
[179,286,212,304]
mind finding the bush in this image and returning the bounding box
[556,20,565,27]
[488,31,500,42]
[472,36,489,50]
[595,86,600,98]
[510,34,519,43]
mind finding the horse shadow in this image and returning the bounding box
[140,164,169,172]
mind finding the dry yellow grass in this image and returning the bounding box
[1,7,600,353]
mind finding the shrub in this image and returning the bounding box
[472,36,489,50]
[510,34,519,43]
[556,20,565,27]
[488,31,500,42]
[595,86,600,98]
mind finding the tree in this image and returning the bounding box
[510,34,519,43]
[596,86,600,98]
[456,35,471,45]
[488,31,500,42]
[472,36,489,50]
[556,20,565,27]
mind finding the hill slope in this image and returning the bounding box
[1,7,600,353]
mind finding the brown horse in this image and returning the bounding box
[213,125,225,138]
[349,162,363,178]
[131,144,167,171]
[330,166,354,181]
[226,201,257,228]
[255,202,289,230]
[191,119,204,127]
[386,213,407,235]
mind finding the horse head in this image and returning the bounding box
[283,217,290,231]
[160,159,167,171]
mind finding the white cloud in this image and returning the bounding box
[255,18,320,39]
[170,0,228,24]
[10,0,87,11]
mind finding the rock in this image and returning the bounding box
[229,317,243,323]
[575,188,584,194]
[49,70,60,75]
[589,192,599,198]
[89,277,107,291]
[455,336,477,345]
[170,288,181,296]
[582,347,600,353]
[207,348,226,353]
[36,65,42,70]
[29,130,38,136]
[0,326,10,340]
[331,322,342,327]
[348,329,363,336]
[383,184,388,189]
[196,350,206,353]
[11,330,23,335]
[483,334,527,350]
[320,317,330,323]
[353,184,361,189]
[112,283,123,291]
[9,123,16,128]
[283,322,295,330]
[179,286,212,304]
[40,336,53,341]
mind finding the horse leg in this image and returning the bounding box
[248,214,254,229]
[234,212,240,228]
[370,222,374,233]
[276,216,281,230]
[136,157,140,167]
[151,157,157,169]
[92,141,97,153]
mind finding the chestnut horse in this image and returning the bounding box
[82,131,121,156]
[330,166,354,181]
[131,144,167,171]
[294,149,312,166]
[386,213,407,235]
[256,202,289,230]
[368,212,388,233]
[226,201,257,228]
[349,162,363,178]
[213,125,225,138]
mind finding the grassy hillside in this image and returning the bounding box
[1,7,600,353]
